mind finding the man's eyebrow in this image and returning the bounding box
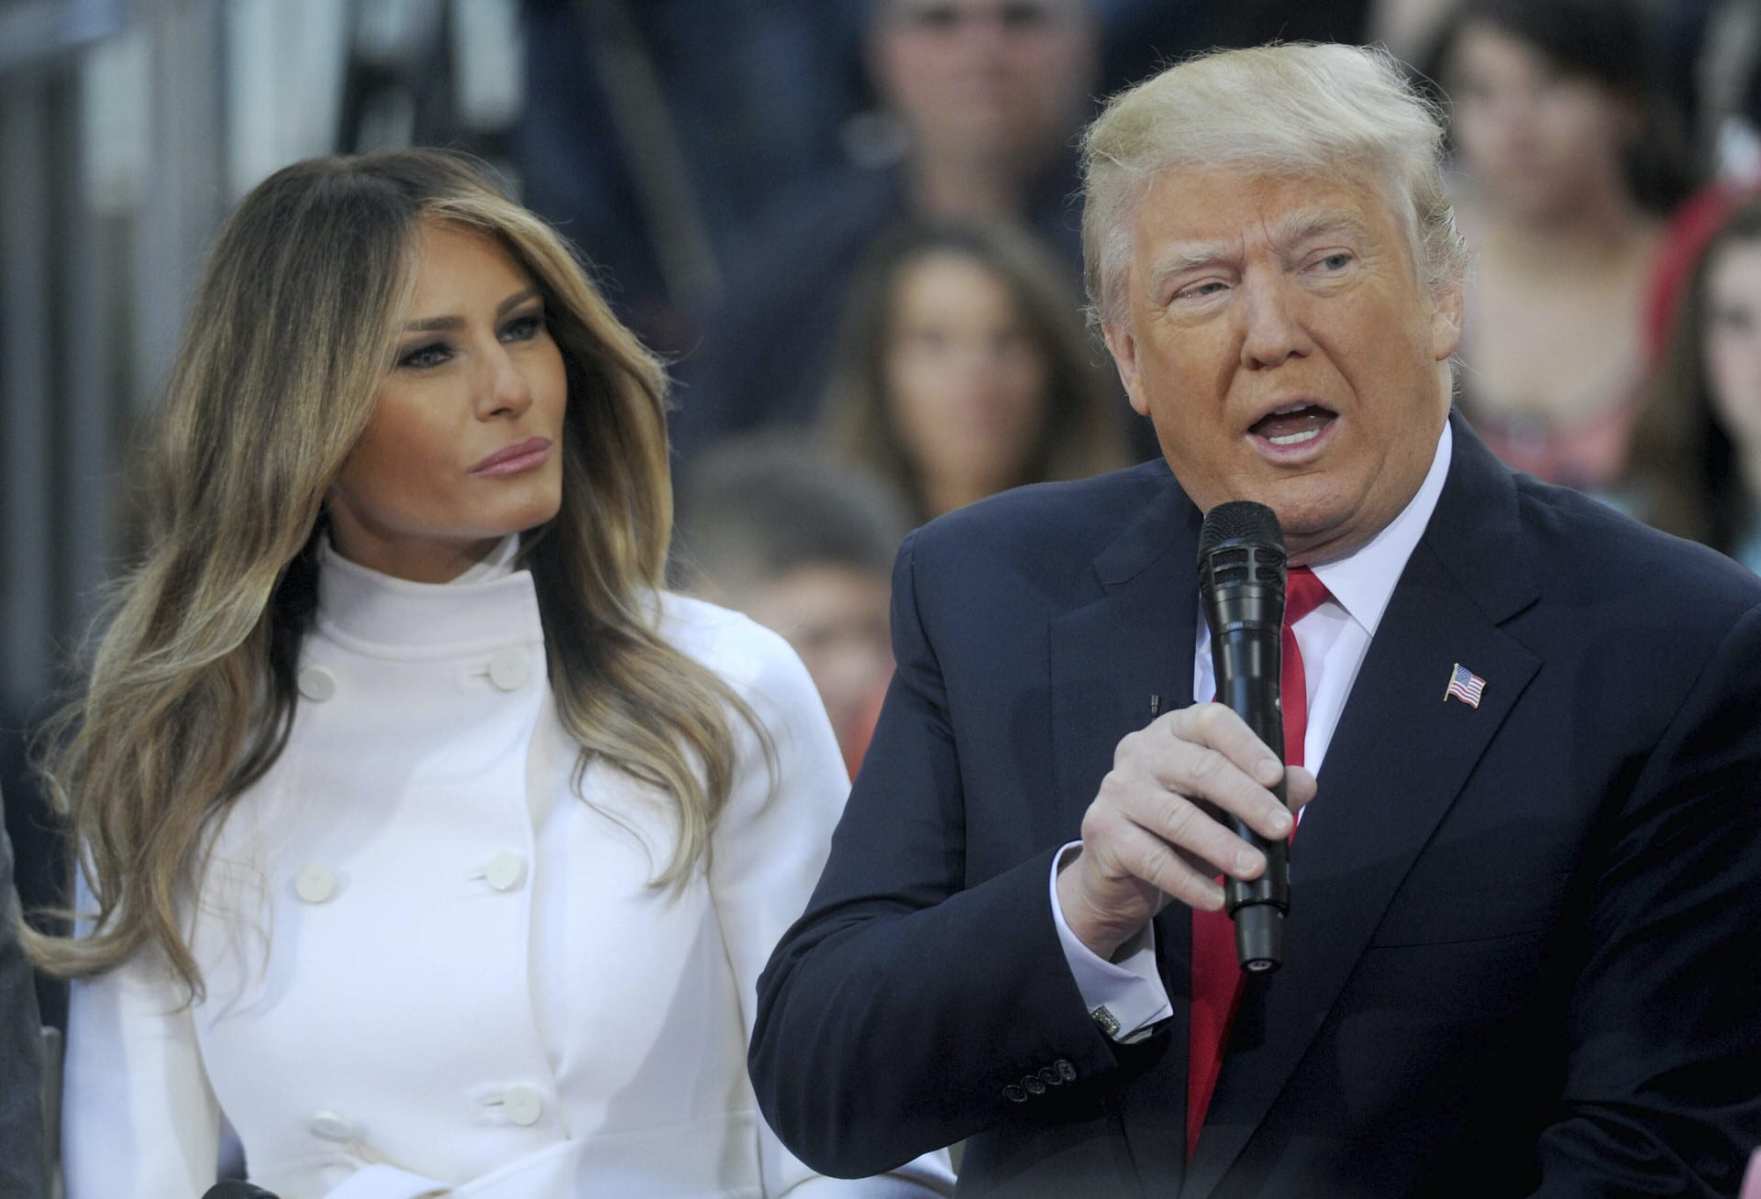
[399,287,543,333]
[1273,210,1371,248]
[1146,241,1236,292]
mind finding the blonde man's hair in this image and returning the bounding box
[1080,42,1469,331]
[28,150,764,997]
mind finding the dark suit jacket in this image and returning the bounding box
[751,416,1761,1197]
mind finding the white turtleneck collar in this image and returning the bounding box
[315,534,544,652]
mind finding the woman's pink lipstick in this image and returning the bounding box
[470,436,552,476]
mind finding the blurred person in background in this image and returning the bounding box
[514,0,867,356]
[0,801,48,1199]
[674,437,911,774]
[32,148,952,1198]
[820,221,1130,524]
[1628,194,1761,572]
[672,0,1103,466]
[1435,0,1692,494]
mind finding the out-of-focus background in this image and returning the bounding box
[5,0,1761,1020]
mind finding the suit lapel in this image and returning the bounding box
[1179,418,1543,1198]
[1046,471,1202,1185]
[1046,472,1201,848]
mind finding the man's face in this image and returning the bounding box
[1103,168,1462,564]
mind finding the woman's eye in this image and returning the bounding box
[502,313,543,342]
[397,341,451,369]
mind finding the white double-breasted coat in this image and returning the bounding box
[62,541,953,1198]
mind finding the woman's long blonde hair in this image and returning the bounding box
[28,150,759,997]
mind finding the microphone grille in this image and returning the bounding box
[1198,501,1284,557]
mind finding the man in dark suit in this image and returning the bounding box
[1,799,48,1197]
[750,42,1761,1197]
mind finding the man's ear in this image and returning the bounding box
[1429,279,1465,362]
[1103,322,1149,417]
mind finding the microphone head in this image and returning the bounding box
[1198,500,1284,558]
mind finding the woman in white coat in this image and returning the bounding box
[29,150,953,1199]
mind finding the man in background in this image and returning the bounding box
[675,437,911,773]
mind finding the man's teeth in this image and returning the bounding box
[1267,427,1322,447]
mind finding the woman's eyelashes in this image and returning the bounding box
[396,340,452,370]
[500,311,545,343]
[394,310,547,370]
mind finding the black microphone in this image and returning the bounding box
[1197,500,1291,973]
[202,1184,280,1198]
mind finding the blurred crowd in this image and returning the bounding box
[540,0,1761,775]
[9,0,1761,1053]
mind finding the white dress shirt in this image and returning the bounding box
[1051,423,1455,1040]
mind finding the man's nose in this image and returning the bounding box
[1237,273,1310,370]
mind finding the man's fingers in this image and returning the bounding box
[1099,822,1227,912]
[1145,707,1293,843]
[1167,703,1284,787]
[1286,765,1318,809]
[1134,790,1269,883]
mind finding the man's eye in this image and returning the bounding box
[1176,280,1228,302]
[397,342,450,369]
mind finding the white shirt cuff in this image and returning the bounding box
[1049,841,1172,1043]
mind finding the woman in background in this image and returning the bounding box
[30,149,952,1198]
[820,221,1129,523]
[1436,0,1687,493]
[1627,195,1761,572]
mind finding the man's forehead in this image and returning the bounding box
[1132,168,1392,254]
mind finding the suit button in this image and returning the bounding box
[294,865,338,904]
[503,1085,543,1126]
[309,1110,356,1141]
[1023,1074,1047,1095]
[1038,1066,1062,1087]
[488,648,530,691]
[1002,1084,1028,1104]
[484,850,528,892]
[1055,1059,1077,1082]
[298,665,337,702]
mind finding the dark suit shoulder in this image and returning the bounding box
[906,461,1178,603]
[1512,475,1761,629]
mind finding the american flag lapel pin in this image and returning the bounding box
[1444,663,1486,709]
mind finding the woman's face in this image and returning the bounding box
[1704,237,1761,455]
[328,220,569,582]
[882,250,1050,508]
[1449,22,1635,223]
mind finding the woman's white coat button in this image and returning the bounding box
[487,648,529,691]
[484,851,528,893]
[309,1110,356,1142]
[298,665,337,702]
[295,865,339,904]
[502,1085,543,1126]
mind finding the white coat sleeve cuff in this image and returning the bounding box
[1049,841,1172,1043]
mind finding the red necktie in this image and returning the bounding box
[1187,566,1329,1156]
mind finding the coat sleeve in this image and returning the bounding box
[0,810,49,1198]
[749,531,1128,1179]
[61,872,223,1198]
[708,614,955,1198]
[1531,601,1761,1196]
